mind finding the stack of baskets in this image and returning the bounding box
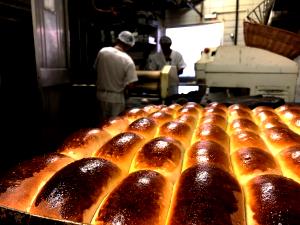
[244,0,300,59]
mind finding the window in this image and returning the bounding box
[166,23,224,77]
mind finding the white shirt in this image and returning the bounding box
[94,47,138,103]
[146,50,186,72]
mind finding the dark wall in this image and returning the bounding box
[0,1,44,171]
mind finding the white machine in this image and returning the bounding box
[195,46,299,102]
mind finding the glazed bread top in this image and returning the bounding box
[95,170,172,225]
[245,174,300,225]
[0,153,73,212]
[58,128,111,160]
[30,158,122,223]
[183,140,230,173]
[167,165,243,225]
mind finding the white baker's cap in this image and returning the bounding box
[118,31,135,47]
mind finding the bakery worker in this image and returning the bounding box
[146,35,186,75]
[94,30,138,122]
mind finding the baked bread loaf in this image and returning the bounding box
[101,116,129,136]
[277,146,300,184]
[0,153,73,212]
[142,104,163,114]
[30,158,122,223]
[206,102,228,112]
[182,140,231,173]
[228,103,252,113]
[126,117,157,140]
[227,118,259,135]
[174,114,198,130]
[230,130,268,154]
[167,103,182,111]
[1,102,300,225]
[94,170,173,225]
[200,114,227,130]
[231,147,281,185]
[130,137,183,183]
[275,104,300,113]
[244,174,300,225]
[166,165,245,225]
[95,132,144,172]
[287,115,300,134]
[228,108,253,124]
[159,121,193,149]
[177,103,202,119]
[277,108,300,122]
[58,128,112,160]
[193,123,229,150]
[262,127,300,154]
[149,111,173,126]
[124,108,149,123]
[254,110,280,125]
[158,103,182,119]
[203,107,227,119]
[260,117,288,129]
[252,106,274,116]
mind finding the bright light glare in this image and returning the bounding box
[166,23,224,77]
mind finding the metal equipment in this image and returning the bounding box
[128,65,178,104]
[195,46,299,102]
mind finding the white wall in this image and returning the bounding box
[164,0,262,46]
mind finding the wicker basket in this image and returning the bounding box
[244,21,300,59]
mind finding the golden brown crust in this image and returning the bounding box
[230,130,268,153]
[160,106,176,115]
[124,108,149,123]
[260,117,288,129]
[101,117,129,136]
[126,117,157,140]
[95,132,144,171]
[96,170,172,225]
[203,107,227,119]
[167,165,244,225]
[168,103,182,111]
[194,123,229,150]
[228,109,252,123]
[277,109,300,120]
[159,121,193,149]
[255,110,280,124]
[182,102,203,111]
[177,105,201,119]
[175,114,198,129]
[149,111,173,125]
[263,127,300,154]
[58,128,112,159]
[228,104,251,113]
[278,146,300,183]
[288,116,300,134]
[246,174,300,225]
[231,148,280,184]
[228,118,259,134]
[0,153,73,212]
[131,137,183,177]
[275,104,300,114]
[206,102,228,112]
[252,106,274,116]
[142,104,163,114]
[30,158,122,223]
[183,140,230,172]
[200,114,227,130]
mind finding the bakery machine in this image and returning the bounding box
[195,46,299,102]
[127,65,178,104]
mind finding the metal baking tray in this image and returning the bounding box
[0,206,88,225]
